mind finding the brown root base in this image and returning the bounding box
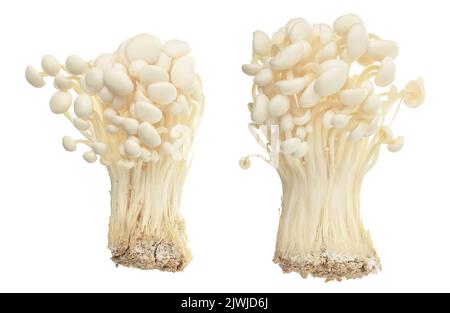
[274,253,381,282]
[110,240,186,272]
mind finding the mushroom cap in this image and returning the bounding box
[403,78,425,108]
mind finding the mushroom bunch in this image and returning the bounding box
[26,34,205,271]
[242,13,425,163]
[241,14,425,281]
[26,34,204,168]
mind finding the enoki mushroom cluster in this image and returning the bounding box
[241,14,425,281]
[26,34,204,271]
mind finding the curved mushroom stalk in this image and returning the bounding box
[241,14,425,281]
[26,34,204,271]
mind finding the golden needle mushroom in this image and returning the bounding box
[241,14,425,281]
[26,34,204,271]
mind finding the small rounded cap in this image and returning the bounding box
[41,55,61,76]
[403,78,425,108]
[62,136,76,152]
[83,151,97,163]
[388,136,404,153]
[49,91,72,114]
[25,66,45,88]
[65,55,88,75]
[239,157,251,170]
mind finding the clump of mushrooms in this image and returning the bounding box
[241,14,425,281]
[26,34,204,271]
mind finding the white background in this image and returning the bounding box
[0,0,448,293]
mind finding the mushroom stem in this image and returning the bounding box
[75,139,92,146]
[388,98,403,126]
[275,151,381,281]
[357,66,379,85]
[108,159,191,271]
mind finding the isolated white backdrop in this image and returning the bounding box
[0,0,448,292]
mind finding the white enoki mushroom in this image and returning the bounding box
[26,34,205,272]
[241,14,425,281]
